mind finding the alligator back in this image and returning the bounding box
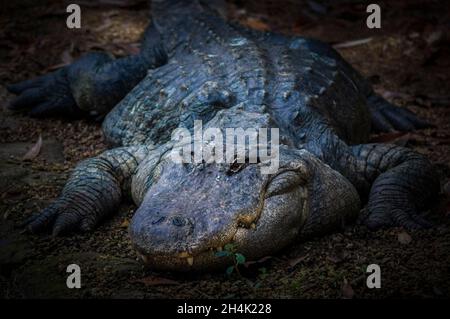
[103,3,372,147]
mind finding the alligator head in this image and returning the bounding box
[129,110,360,270]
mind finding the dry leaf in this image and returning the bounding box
[133,276,179,286]
[333,37,372,49]
[94,18,113,32]
[380,90,411,101]
[245,17,270,31]
[426,30,443,46]
[341,278,354,299]
[398,231,412,244]
[45,63,68,72]
[22,135,42,161]
[120,219,130,228]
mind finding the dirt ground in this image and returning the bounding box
[0,0,449,298]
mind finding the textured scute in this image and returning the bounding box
[103,2,373,149]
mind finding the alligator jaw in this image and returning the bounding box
[130,171,311,270]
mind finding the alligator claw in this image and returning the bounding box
[364,207,433,230]
[7,74,52,94]
[21,202,86,236]
[368,94,431,133]
[22,205,60,234]
[8,68,80,118]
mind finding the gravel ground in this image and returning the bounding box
[0,0,449,298]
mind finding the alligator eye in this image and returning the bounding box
[226,157,246,175]
[265,170,307,198]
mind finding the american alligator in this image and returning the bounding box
[8,0,439,270]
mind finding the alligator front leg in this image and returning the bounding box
[22,146,149,235]
[350,144,440,229]
[7,22,166,119]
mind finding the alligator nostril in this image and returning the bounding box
[172,216,186,227]
[151,216,166,225]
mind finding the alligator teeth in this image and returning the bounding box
[179,251,190,258]
[187,257,194,266]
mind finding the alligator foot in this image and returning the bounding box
[368,94,431,132]
[364,206,433,230]
[21,201,85,236]
[349,143,439,231]
[7,68,81,118]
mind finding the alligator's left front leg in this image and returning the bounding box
[349,144,440,229]
[305,128,439,229]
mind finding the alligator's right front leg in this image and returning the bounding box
[23,145,149,236]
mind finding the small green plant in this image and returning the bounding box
[215,243,246,276]
[258,267,268,279]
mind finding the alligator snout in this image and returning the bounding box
[129,160,268,270]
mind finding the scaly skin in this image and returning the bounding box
[9,0,439,270]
